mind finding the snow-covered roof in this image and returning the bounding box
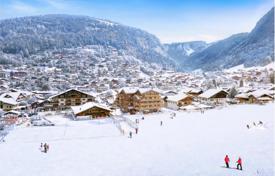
[119,87,139,94]
[238,87,254,93]
[167,93,189,102]
[119,87,161,94]
[235,93,249,99]
[199,89,227,99]
[163,90,178,95]
[0,92,20,105]
[235,89,273,99]
[188,88,202,94]
[4,110,21,115]
[250,90,273,98]
[138,88,160,94]
[49,89,95,99]
[71,102,111,115]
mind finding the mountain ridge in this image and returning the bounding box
[0,8,274,71]
[0,14,176,68]
[181,7,274,71]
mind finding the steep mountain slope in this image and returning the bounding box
[182,7,274,71]
[164,41,209,63]
[0,14,175,67]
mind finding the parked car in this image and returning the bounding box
[32,119,54,126]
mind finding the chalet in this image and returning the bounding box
[48,89,96,110]
[71,102,111,119]
[115,87,163,114]
[166,93,193,110]
[0,97,17,111]
[235,90,273,104]
[198,89,228,103]
[0,91,31,111]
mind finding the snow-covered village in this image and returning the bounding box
[0,1,274,176]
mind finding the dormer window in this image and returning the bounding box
[4,95,12,98]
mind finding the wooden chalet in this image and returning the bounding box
[115,87,163,114]
[71,102,111,119]
[48,89,95,110]
[198,89,228,103]
[165,93,193,110]
[235,90,273,104]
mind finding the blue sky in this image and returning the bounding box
[0,0,273,43]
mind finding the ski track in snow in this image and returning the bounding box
[0,103,273,176]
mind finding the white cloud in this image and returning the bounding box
[42,0,68,10]
[10,1,39,13]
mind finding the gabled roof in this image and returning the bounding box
[249,90,273,98]
[198,89,228,99]
[235,89,273,99]
[71,102,111,115]
[49,88,95,99]
[188,88,203,94]
[138,88,160,94]
[235,93,249,99]
[167,93,190,102]
[0,92,21,105]
[119,87,161,94]
[119,87,139,94]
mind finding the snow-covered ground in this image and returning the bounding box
[0,104,274,176]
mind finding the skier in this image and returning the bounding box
[129,131,132,138]
[236,157,242,170]
[135,128,138,134]
[44,143,48,153]
[246,124,250,129]
[160,121,163,126]
[224,155,230,168]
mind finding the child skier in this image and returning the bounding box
[236,157,242,170]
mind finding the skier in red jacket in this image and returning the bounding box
[224,155,230,168]
[236,157,242,170]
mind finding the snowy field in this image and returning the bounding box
[0,103,274,176]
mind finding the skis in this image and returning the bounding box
[221,166,243,171]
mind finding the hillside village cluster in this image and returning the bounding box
[0,55,274,131]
